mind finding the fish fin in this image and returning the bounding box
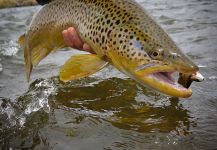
[18,34,32,82]
[59,54,108,82]
[18,34,25,48]
[25,39,66,81]
[23,43,32,82]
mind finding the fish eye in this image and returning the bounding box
[150,51,160,59]
[152,52,159,57]
[149,48,164,60]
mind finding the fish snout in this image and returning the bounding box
[175,61,199,73]
[166,52,199,73]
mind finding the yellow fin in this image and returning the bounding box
[18,34,32,82]
[18,34,25,48]
[19,32,66,82]
[59,54,108,82]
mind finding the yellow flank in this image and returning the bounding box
[19,0,201,98]
[59,54,108,82]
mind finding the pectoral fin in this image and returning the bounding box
[59,54,108,82]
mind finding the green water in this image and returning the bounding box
[0,0,217,149]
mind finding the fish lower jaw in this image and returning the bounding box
[145,71,192,98]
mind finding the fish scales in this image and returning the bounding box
[29,0,177,62]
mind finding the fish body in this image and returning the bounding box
[19,0,202,98]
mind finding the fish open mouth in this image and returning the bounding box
[151,71,176,85]
[144,70,192,98]
[135,66,192,98]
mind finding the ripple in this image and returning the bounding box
[159,15,176,25]
[208,76,217,80]
[0,63,2,72]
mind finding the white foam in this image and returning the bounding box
[0,40,19,56]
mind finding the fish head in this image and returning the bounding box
[107,23,199,98]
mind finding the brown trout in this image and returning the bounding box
[19,0,203,98]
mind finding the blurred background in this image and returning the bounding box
[0,0,37,9]
[0,0,217,149]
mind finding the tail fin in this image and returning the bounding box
[19,34,32,82]
[19,33,66,82]
[36,0,52,5]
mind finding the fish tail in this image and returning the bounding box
[19,34,32,81]
[24,46,32,82]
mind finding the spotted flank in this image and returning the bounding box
[19,0,203,98]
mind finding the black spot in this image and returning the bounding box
[96,18,100,23]
[107,30,112,37]
[96,38,99,43]
[115,20,120,25]
[102,36,105,43]
[131,52,136,56]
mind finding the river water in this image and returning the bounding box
[0,0,217,149]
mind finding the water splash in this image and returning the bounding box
[24,79,56,115]
[0,40,19,56]
[0,79,56,131]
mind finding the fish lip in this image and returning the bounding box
[144,69,192,98]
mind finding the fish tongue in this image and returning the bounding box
[178,72,204,88]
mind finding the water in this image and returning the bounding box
[0,0,217,149]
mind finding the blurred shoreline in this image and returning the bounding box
[0,0,37,9]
